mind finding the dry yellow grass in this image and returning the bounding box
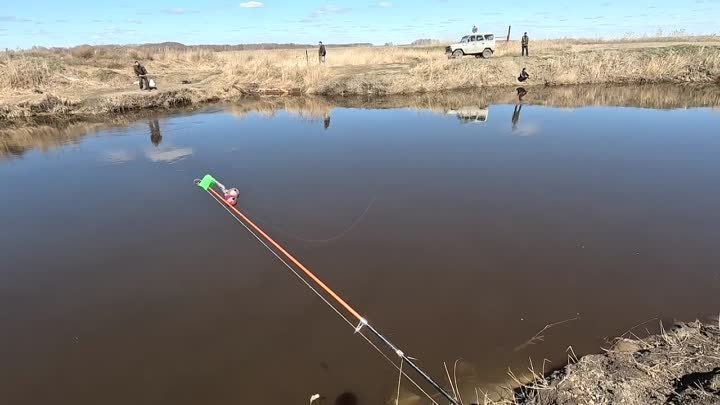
[1,37,719,118]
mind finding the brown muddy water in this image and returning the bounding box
[1,86,720,405]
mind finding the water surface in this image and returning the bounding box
[2,86,719,405]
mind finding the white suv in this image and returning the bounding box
[445,33,496,59]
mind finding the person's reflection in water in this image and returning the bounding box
[512,87,527,131]
[512,104,522,131]
[516,87,528,102]
[149,119,162,146]
[334,391,358,405]
[323,112,331,130]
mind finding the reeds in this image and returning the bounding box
[1,38,718,117]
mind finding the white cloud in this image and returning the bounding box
[0,15,32,22]
[512,123,541,137]
[102,150,135,164]
[146,147,193,163]
[316,5,347,14]
[164,8,196,15]
[240,1,264,8]
[301,5,349,22]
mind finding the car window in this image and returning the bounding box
[485,34,494,40]
[461,36,468,43]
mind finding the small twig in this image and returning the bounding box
[395,358,404,405]
[444,362,459,403]
[514,317,580,351]
[566,346,579,364]
[453,359,464,405]
[619,317,659,338]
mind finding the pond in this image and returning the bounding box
[2,85,720,405]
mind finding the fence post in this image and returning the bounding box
[507,25,511,42]
[305,49,309,66]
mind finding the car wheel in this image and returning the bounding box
[452,49,464,59]
[482,49,492,59]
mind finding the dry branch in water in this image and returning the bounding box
[514,317,581,352]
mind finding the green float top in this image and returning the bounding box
[197,174,216,191]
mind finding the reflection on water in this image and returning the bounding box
[145,147,193,163]
[1,85,720,405]
[149,119,162,146]
[512,105,523,130]
[94,118,192,164]
[102,149,135,164]
[3,84,719,159]
[447,106,489,123]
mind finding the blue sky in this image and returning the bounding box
[1,0,719,49]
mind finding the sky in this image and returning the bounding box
[1,0,719,49]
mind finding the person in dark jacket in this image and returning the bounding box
[521,32,529,56]
[518,67,529,82]
[133,61,149,90]
[318,41,327,64]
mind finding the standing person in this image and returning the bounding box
[472,25,478,33]
[318,41,327,64]
[521,32,529,56]
[133,60,149,90]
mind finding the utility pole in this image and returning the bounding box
[507,25,512,41]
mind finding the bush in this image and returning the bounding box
[127,49,154,61]
[94,69,120,82]
[71,46,95,59]
[1,56,60,89]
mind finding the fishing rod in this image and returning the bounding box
[194,174,459,405]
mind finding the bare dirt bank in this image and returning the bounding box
[514,321,720,405]
[1,39,719,120]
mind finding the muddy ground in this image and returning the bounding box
[515,321,720,405]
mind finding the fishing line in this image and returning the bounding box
[195,174,457,405]
[241,196,377,244]
[207,191,439,405]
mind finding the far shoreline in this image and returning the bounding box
[1,83,720,127]
[2,37,719,121]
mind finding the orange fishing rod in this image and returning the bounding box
[194,174,458,405]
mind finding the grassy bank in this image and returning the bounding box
[512,321,720,405]
[1,37,719,119]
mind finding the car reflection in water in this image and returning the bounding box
[446,106,489,124]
